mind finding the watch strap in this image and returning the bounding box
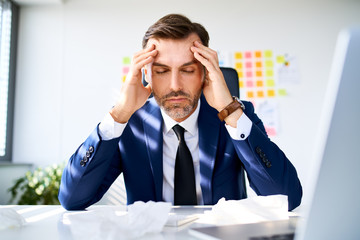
[217,96,243,122]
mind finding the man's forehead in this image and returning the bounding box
[146,33,201,48]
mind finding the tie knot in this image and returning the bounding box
[173,124,185,141]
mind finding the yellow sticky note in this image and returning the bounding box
[267,89,276,97]
[256,71,262,77]
[278,89,287,96]
[238,71,244,78]
[266,79,275,87]
[122,75,127,82]
[257,91,265,98]
[123,57,131,65]
[235,62,243,69]
[235,52,243,59]
[256,80,264,87]
[239,80,244,88]
[247,91,254,98]
[265,70,274,77]
[265,60,273,68]
[276,55,285,64]
[264,50,273,58]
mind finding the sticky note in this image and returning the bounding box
[247,91,254,98]
[238,71,243,78]
[256,80,264,87]
[246,80,253,88]
[257,91,265,98]
[123,57,131,65]
[265,127,276,136]
[276,55,285,64]
[239,80,244,88]
[266,79,275,87]
[256,71,262,77]
[267,89,276,97]
[278,89,287,96]
[246,71,253,78]
[255,51,262,58]
[122,75,127,82]
[264,50,273,58]
[122,66,130,75]
[255,61,262,68]
[235,62,243,69]
[245,51,252,59]
[265,60,273,68]
[245,62,252,68]
[265,70,274,77]
[235,52,243,59]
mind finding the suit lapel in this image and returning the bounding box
[143,98,163,201]
[198,95,221,205]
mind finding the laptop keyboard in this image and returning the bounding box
[250,233,295,240]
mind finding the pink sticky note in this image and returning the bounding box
[246,80,254,88]
[246,71,253,78]
[245,62,252,68]
[245,51,252,59]
[122,66,130,75]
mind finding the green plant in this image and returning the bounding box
[8,163,65,205]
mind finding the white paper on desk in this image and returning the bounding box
[0,208,26,230]
[197,195,289,226]
[62,201,171,239]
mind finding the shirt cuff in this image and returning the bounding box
[225,112,253,140]
[98,112,127,140]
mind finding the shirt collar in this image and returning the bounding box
[161,99,201,136]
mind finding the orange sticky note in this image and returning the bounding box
[235,62,243,69]
[255,51,262,58]
[257,91,265,98]
[247,91,254,98]
[256,80,264,87]
[267,89,276,97]
[235,52,243,59]
[239,80,244,88]
[255,61,262,68]
[256,71,262,77]
[266,79,275,87]
[264,50,273,58]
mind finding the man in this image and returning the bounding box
[58,14,302,211]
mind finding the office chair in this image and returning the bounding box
[142,66,240,98]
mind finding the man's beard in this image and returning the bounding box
[153,89,201,120]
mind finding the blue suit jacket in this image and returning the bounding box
[59,95,302,210]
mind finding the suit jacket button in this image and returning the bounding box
[89,146,94,153]
[256,147,262,154]
[86,151,91,158]
[80,160,86,167]
[266,161,272,168]
[83,156,88,163]
[260,152,266,159]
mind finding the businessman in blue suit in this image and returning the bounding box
[59,14,302,211]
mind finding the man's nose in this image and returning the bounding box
[169,71,182,91]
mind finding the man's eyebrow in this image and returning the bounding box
[152,60,198,68]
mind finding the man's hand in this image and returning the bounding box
[110,45,158,123]
[191,41,242,126]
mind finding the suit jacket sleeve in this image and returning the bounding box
[58,124,122,210]
[233,101,302,210]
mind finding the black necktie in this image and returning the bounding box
[173,124,197,205]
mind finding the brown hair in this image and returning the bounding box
[142,14,210,48]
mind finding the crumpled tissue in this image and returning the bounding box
[197,195,289,226]
[62,201,171,239]
[0,208,26,230]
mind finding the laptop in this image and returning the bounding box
[189,27,360,240]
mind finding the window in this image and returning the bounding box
[0,0,18,161]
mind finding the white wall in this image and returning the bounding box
[11,0,360,204]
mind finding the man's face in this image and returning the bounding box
[145,33,205,122]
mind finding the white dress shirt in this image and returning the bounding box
[98,99,253,204]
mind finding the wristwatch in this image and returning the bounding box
[217,96,245,122]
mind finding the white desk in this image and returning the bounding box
[0,205,297,240]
